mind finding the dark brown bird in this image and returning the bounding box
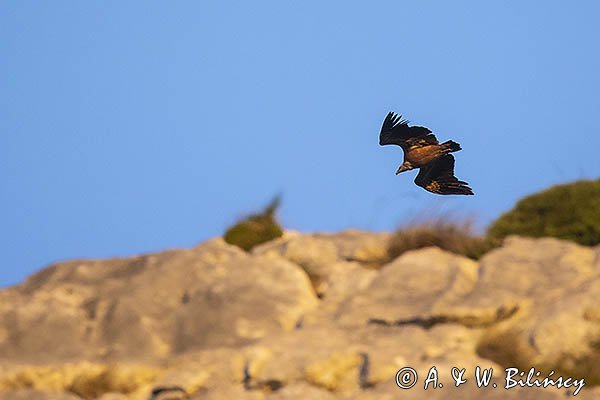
[379,112,473,195]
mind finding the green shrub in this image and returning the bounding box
[387,219,493,261]
[487,179,600,246]
[224,197,284,251]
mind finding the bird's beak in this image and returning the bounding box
[395,166,406,175]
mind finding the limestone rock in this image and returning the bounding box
[335,247,479,327]
[253,230,388,298]
[253,234,338,295]
[0,238,318,363]
[265,383,337,400]
[0,391,82,400]
[2,234,600,399]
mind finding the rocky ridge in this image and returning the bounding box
[1,231,600,399]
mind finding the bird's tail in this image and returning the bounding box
[441,140,461,153]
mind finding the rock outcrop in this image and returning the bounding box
[1,232,600,399]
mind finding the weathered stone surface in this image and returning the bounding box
[253,234,339,295]
[477,277,600,384]
[315,230,391,265]
[252,230,389,299]
[335,247,479,327]
[266,383,337,399]
[460,236,598,308]
[0,238,318,363]
[451,237,600,385]
[253,229,391,266]
[2,234,600,399]
[301,261,377,326]
[0,391,82,400]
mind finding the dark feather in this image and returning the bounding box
[379,112,436,148]
[414,154,474,195]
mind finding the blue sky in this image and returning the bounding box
[1,1,599,287]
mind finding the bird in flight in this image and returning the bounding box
[379,112,474,195]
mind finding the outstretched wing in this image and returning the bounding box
[414,154,474,195]
[379,112,438,148]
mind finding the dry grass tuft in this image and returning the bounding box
[387,218,496,261]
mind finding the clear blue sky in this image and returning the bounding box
[1,1,599,287]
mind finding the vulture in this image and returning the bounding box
[379,112,473,195]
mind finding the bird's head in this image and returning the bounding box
[395,162,413,175]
